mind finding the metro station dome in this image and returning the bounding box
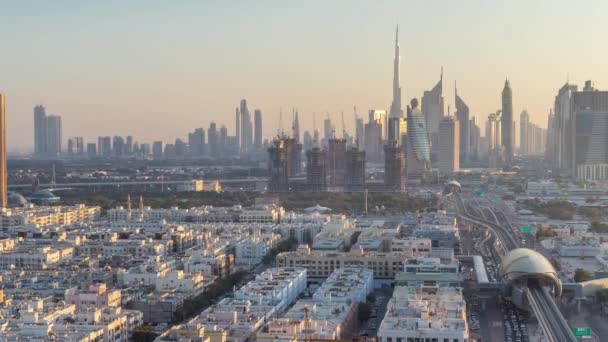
[499,248,562,297]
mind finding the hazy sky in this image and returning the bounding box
[1,0,607,152]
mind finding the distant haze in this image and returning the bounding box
[1,0,607,152]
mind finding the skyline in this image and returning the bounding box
[2,1,608,152]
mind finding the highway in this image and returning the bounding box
[453,193,577,342]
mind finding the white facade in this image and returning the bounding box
[312,268,373,304]
[378,286,469,342]
[235,267,307,312]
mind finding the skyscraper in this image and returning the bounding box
[46,115,62,157]
[67,138,75,156]
[98,136,111,157]
[487,111,503,168]
[254,109,263,148]
[235,107,240,151]
[546,109,556,164]
[520,110,530,156]
[126,136,133,156]
[87,143,97,159]
[0,94,6,208]
[422,70,444,155]
[188,128,205,157]
[469,118,480,162]
[355,111,365,148]
[389,26,402,119]
[239,99,253,153]
[455,83,470,164]
[34,105,47,157]
[323,116,333,147]
[573,80,608,180]
[152,141,163,159]
[303,131,313,152]
[501,79,513,164]
[292,109,300,142]
[406,98,431,182]
[113,136,125,157]
[438,116,460,174]
[553,83,577,171]
[219,125,228,155]
[208,122,219,158]
[75,137,84,156]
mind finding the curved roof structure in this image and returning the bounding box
[499,248,561,297]
[304,204,332,214]
[7,191,27,207]
[31,190,58,199]
[447,180,461,188]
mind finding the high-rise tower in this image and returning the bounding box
[46,115,62,157]
[455,83,470,164]
[406,98,431,182]
[254,109,263,148]
[235,107,240,151]
[34,105,47,157]
[501,79,513,164]
[438,116,460,174]
[520,110,530,156]
[239,99,252,153]
[422,70,444,162]
[292,109,300,142]
[389,26,402,119]
[0,94,6,208]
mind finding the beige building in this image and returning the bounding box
[276,245,418,279]
[0,204,100,229]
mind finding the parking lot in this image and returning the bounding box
[499,296,530,342]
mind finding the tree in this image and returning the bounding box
[597,289,608,304]
[366,293,376,303]
[132,326,157,342]
[358,303,372,322]
[574,268,593,283]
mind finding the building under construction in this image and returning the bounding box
[305,147,327,192]
[267,135,303,192]
[384,140,406,192]
[286,138,303,176]
[327,138,346,190]
[344,147,366,192]
[267,138,290,192]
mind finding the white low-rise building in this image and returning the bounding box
[235,267,307,312]
[0,245,73,269]
[378,286,469,342]
[312,268,373,304]
[234,234,280,266]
